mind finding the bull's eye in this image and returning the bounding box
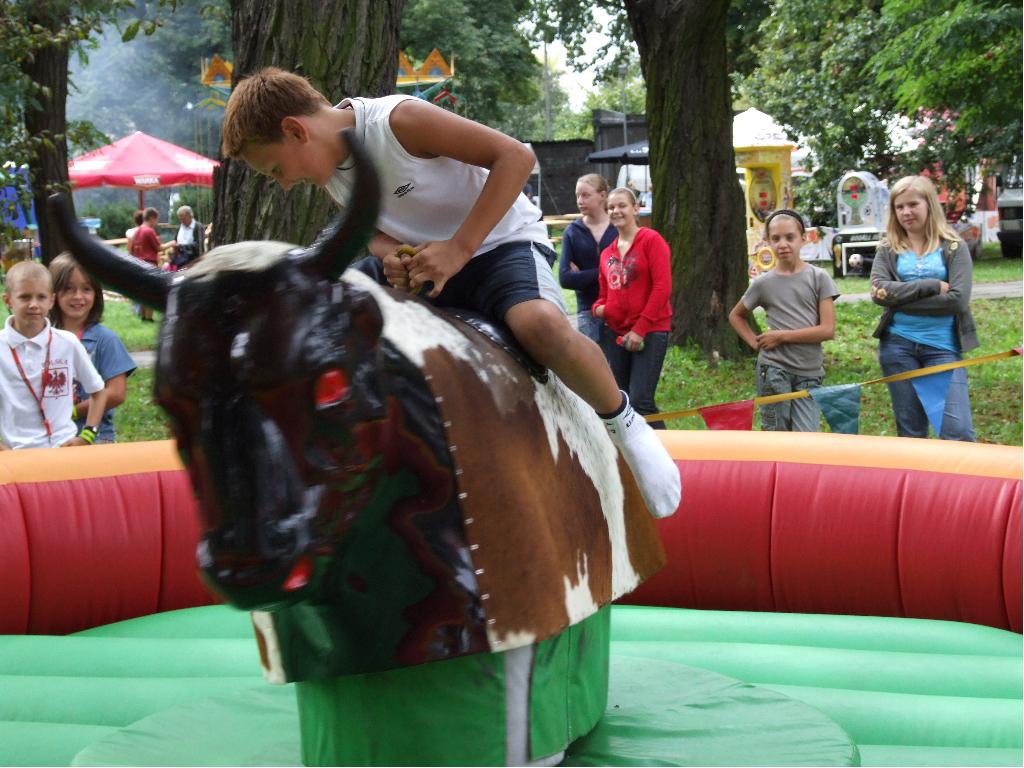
[314,368,349,409]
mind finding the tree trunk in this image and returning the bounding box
[625,0,748,357]
[213,0,405,247]
[22,19,72,266]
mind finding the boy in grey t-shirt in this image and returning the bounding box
[729,210,840,431]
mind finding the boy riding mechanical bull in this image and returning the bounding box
[50,130,670,767]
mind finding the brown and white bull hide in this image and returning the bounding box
[327,268,665,652]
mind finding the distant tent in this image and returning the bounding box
[396,48,453,87]
[419,49,452,79]
[397,51,417,83]
[201,54,233,91]
[732,108,794,148]
[68,131,219,209]
[586,140,651,165]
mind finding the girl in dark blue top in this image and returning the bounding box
[559,173,617,341]
[49,253,137,443]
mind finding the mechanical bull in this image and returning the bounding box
[50,131,665,766]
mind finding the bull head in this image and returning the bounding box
[50,130,392,610]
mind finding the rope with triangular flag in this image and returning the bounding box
[646,348,1023,433]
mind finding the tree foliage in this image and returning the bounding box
[870,0,1023,173]
[213,0,403,246]
[492,70,575,141]
[742,0,1022,222]
[527,0,618,70]
[555,60,645,141]
[68,0,232,158]
[2,1,139,259]
[0,1,119,166]
[497,56,646,142]
[724,0,771,83]
[400,0,541,131]
[0,0,189,258]
[741,0,901,224]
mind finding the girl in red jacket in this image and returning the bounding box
[592,187,672,428]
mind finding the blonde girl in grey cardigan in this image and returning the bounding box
[869,175,977,441]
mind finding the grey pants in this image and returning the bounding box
[757,362,822,432]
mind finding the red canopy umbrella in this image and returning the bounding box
[68,131,219,210]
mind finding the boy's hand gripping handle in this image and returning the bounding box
[396,245,435,298]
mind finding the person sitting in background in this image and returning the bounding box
[124,210,143,253]
[639,181,653,211]
[559,173,616,342]
[165,205,206,271]
[522,182,537,206]
[49,253,137,444]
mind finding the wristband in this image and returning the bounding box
[79,425,98,445]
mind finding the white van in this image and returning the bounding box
[615,165,652,211]
[997,186,1022,259]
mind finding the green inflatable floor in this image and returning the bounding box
[0,605,1019,767]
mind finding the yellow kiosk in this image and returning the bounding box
[732,108,799,277]
[735,144,794,277]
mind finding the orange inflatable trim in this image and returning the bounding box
[658,430,1022,481]
[0,440,182,485]
[1,433,1017,485]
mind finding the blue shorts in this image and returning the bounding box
[432,241,566,321]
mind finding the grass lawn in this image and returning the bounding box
[657,297,1022,445]
[5,246,1019,446]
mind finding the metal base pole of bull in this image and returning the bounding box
[294,607,610,766]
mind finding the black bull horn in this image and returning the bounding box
[48,128,381,307]
[48,194,170,311]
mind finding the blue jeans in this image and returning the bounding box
[878,333,975,441]
[599,329,669,428]
[576,310,602,343]
[756,363,822,432]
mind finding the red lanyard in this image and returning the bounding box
[9,330,54,443]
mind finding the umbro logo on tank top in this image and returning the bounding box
[393,183,414,198]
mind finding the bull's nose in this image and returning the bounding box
[200,399,304,537]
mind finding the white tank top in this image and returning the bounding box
[325,95,548,258]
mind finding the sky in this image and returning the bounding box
[531,9,619,111]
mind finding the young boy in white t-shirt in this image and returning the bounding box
[0,261,107,449]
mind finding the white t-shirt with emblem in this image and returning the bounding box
[0,317,105,449]
[325,95,548,257]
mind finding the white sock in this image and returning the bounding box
[603,394,681,519]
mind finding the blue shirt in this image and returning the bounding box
[558,218,617,312]
[889,248,957,351]
[74,323,137,442]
